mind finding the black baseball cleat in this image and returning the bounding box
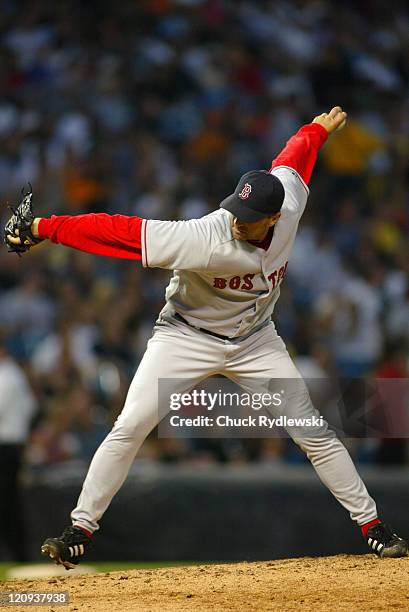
[366,522,408,558]
[41,526,91,570]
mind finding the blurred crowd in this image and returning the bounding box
[0,0,408,474]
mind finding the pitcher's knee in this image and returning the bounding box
[111,410,157,443]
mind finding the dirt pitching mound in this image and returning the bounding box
[2,554,409,611]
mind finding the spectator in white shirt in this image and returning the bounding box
[0,341,37,561]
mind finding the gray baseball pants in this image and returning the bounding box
[71,317,377,532]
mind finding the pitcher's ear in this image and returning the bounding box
[269,212,281,226]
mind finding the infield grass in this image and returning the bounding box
[0,561,201,581]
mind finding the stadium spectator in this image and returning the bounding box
[0,338,37,560]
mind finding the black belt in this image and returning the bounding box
[173,312,269,341]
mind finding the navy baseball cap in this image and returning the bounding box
[220,170,285,222]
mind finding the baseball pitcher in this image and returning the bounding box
[5,106,407,567]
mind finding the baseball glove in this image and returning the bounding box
[4,185,42,255]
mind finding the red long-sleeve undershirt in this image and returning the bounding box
[38,123,328,259]
[269,122,328,182]
[38,214,144,260]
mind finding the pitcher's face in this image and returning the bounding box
[231,213,281,241]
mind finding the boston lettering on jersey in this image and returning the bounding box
[268,261,288,288]
[213,273,255,290]
[213,262,288,291]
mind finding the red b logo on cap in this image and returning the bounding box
[238,183,252,199]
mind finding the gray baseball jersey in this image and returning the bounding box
[141,166,308,337]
